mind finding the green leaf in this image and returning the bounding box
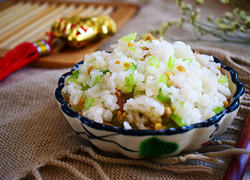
[102,70,110,74]
[220,0,230,4]
[182,58,193,65]
[165,122,178,129]
[158,74,167,84]
[168,56,175,70]
[89,58,96,63]
[218,74,228,84]
[224,12,233,19]
[157,89,171,103]
[121,32,137,42]
[84,97,95,110]
[207,15,213,22]
[125,73,135,93]
[196,0,204,4]
[149,56,160,68]
[170,114,186,127]
[126,62,137,71]
[128,46,136,52]
[213,106,224,114]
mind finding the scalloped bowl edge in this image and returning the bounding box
[55,56,244,158]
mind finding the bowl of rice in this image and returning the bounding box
[55,33,244,158]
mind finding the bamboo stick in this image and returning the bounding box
[102,6,114,16]
[24,5,77,44]
[30,5,113,44]
[0,2,45,35]
[34,5,105,40]
[0,2,41,27]
[0,2,23,18]
[78,5,95,17]
[0,3,50,42]
[68,4,85,17]
[5,5,77,48]
[0,0,14,12]
[85,6,104,17]
[0,4,67,48]
[30,4,86,42]
[0,2,32,25]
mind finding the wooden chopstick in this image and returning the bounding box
[0,2,23,18]
[102,6,114,16]
[24,4,77,43]
[0,3,65,48]
[78,5,95,17]
[0,2,42,35]
[223,114,250,180]
[31,4,114,42]
[0,3,31,25]
[0,0,14,12]
[0,3,51,46]
[89,6,104,16]
[31,4,86,41]
[7,4,76,48]
[0,2,40,27]
[68,4,85,16]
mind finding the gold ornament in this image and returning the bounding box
[51,16,116,48]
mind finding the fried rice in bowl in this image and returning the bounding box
[55,33,244,158]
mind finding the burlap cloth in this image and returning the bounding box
[0,0,249,179]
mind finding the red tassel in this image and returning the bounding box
[0,40,52,82]
[0,42,39,81]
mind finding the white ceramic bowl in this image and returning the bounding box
[55,56,244,159]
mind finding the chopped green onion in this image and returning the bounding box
[126,62,137,71]
[93,75,103,86]
[170,114,186,127]
[66,70,81,85]
[128,46,136,52]
[149,56,160,68]
[158,74,167,84]
[168,56,175,70]
[146,40,151,43]
[81,84,90,91]
[182,58,193,65]
[102,70,110,74]
[125,73,135,93]
[179,102,184,107]
[72,70,80,78]
[84,97,95,110]
[89,58,96,63]
[213,106,224,114]
[121,32,137,42]
[165,122,178,129]
[66,78,81,85]
[157,89,171,103]
[218,75,228,84]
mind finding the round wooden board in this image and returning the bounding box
[0,1,139,68]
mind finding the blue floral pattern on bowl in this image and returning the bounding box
[55,56,244,158]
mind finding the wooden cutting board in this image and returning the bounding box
[0,0,139,68]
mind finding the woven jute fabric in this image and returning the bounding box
[0,0,250,179]
[1,44,249,180]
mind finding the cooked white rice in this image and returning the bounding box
[62,33,231,130]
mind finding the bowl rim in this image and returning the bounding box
[55,56,244,136]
